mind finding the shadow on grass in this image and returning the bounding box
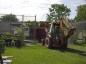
[74,43,86,47]
[52,47,86,56]
[65,48,86,56]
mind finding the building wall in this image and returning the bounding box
[0,22,11,33]
[0,22,21,34]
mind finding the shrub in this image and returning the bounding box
[0,33,5,54]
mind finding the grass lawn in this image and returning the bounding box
[3,43,86,64]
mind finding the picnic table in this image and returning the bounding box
[2,56,13,60]
[0,60,12,64]
[0,56,13,64]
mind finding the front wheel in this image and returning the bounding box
[45,37,53,49]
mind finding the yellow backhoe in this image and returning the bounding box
[42,17,75,49]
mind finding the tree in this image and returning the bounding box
[47,4,70,22]
[0,14,19,22]
[75,4,86,21]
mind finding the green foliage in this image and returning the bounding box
[0,34,5,53]
[14,35,22,40]
[0,34,4,42]
[0,14,19,22]
[75,4,86,21]
[25,21,31,27]
[25,21,38,27]
[47,4,70,22]
[3,32,12,38]
[14,26,24,47]
[16,27,22,34]
[13,27,23,41]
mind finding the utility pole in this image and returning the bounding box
[34,15,37,40]
[10,20,11,34]
[21,15,24,44]
[35,15,37,22]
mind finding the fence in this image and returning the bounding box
[0,14,36,33]
[0,14,36,22]
[0,14,37,44]
[69,21,86,43]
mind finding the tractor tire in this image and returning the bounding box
[45,37,53,49]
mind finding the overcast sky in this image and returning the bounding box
[0,0,86,21]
